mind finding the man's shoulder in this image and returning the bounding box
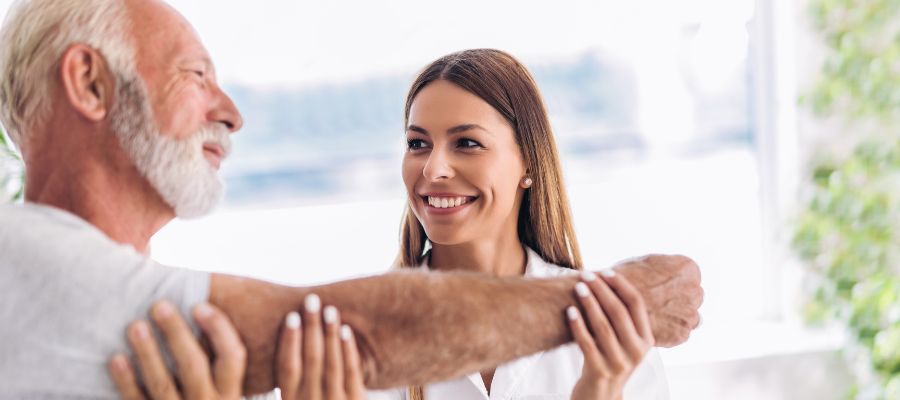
[0,202,95,234]
[0,202,144,267]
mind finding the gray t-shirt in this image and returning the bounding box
[0,203,211,399]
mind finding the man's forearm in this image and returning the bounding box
[209,254,702,394]
[210,271,579,393]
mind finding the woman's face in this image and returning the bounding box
[403,80,528,246]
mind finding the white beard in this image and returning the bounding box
[110,75,232,219]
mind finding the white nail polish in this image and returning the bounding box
[574,282,590,297]
[305,294,321,313]
[341,325,353,341]
[566,306,580,321]
[324,306,338,324]
[581,271,597,282]
[286,312,300,329]
[599,268,616,278]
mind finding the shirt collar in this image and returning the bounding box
[419,246,553,275]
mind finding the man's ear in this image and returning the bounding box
[59,44,113,122]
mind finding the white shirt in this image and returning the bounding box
[369,247,669,400]
[0,203,210,398]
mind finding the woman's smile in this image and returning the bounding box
[420,192,479,216]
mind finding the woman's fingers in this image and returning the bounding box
[108,353,148,400]
[150,301,214,399]
[574,278,627,372]
[566,306,608,376]
[301,294,325,400]
[602,270,654,346]
[277,311,302,400]
[191,302,247,399]
[323,306,345,400]
[126,320,180,400]
[340,325,367,399]
[581,272,645,363]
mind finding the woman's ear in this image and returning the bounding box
[59,44,113,122]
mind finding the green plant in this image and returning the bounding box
[794,0,900,398]
[0,127,24,202]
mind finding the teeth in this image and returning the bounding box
[427,196,471,209]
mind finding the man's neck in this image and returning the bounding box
[24,138,173,254]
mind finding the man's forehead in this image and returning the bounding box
[124,0,211,66]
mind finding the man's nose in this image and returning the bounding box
[207,83,243,133]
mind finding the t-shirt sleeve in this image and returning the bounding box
[0,205,211,398]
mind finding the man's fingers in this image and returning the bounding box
[108,353,148,400]
[301,294,325,399]
[151,301,214,399]
[192,302,247,398]
[126,320,180,400]
[277,311,302,400]
[323,306,345,400]
[340,325,367,399]
[566,306,608,376]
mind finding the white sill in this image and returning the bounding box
[658,319,846,367]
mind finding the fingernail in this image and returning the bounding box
[599,268,616,278]
[286,311,301,329]
[133,321,150,340]
[305,294,321,313]
[581,271,597,282]
[153,301,174,320]
[341,324,353,341]
[566,306,580,321]
[574,282,590,297]
[323,306,338,324]
[111,354,128,371]
[194,302,214,319]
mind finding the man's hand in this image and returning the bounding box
[612,254,703,347]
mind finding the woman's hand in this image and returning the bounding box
[107,300,246,400]
[276,294,367,400]
[568,270,654,400]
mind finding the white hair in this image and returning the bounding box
[0,0,136,150]
[111,74,232,218]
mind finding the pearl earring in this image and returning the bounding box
[522,177,533,188]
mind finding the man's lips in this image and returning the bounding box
[202,143,225,169]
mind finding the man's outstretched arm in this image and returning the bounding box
[208,254,703,394]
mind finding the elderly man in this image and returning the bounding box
[0,0,703,398]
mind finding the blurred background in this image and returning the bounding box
[2,0,898,399]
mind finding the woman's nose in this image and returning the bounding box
[422,150,454,181]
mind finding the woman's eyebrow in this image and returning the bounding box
[407,124,492,136]
[407,125,429,135]
[447,124,489,135]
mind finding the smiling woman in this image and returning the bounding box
[390,49,666,400]
[400,49,581,271]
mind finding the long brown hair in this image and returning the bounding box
[398,50,583,399]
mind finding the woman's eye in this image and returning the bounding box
[407,139,429,150]
[458,138,482,148]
